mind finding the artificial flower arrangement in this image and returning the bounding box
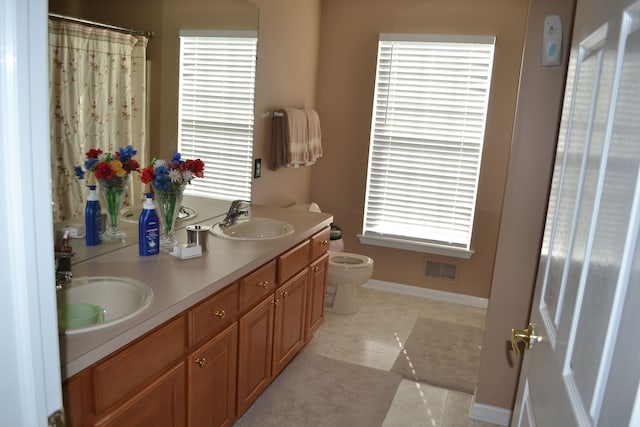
[74,145,141,241]
[140,152,205,191]
[140,152,204,248]
[74,145,140,183]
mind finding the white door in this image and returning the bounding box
[511,0,640,425]
[0,0,64,425]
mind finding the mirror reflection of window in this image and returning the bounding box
[178,30,258,201]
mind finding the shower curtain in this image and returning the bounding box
[49,19,149,222]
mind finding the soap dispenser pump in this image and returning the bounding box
[139,193,160,256]
[85,185,102,246]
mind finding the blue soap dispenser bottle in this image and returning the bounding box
[139,193,160,256]
[85,185,102,246]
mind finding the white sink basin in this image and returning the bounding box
[211,218,294,240]
[57,276,153,334]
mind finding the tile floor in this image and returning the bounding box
[304,285,501,427]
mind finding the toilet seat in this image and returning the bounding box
[328,251,374,269]
[327,251,374,287]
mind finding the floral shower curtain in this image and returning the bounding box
[49,19,149,222]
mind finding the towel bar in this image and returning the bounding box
[272,111,284,117]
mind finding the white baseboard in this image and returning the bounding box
[363,279,489,309]
[468,391,512,426]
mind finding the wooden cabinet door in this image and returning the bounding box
[187,322,238,427]
[236,294,274,416]
[62,372,89,427]
[306,252,328,341]
[272,268,308,377]
[94,362,186,427]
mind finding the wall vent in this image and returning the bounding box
[425,260,458,281]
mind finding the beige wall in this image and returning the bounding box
[312,0,529,299]
[476,0,575,410]
[250,0,321,206]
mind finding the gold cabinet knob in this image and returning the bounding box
[209,309,226,319]
[312,266,320,273]
[271,299,280,306]
[257,280,269,289]
[195,357,207,368]
[322,239,328,246]
[281,291,288,299]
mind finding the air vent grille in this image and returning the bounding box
[425,260,458,281]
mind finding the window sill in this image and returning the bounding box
[357,234,474,259]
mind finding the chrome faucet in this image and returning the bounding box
[219,200,250,228]
[55,231,74,290]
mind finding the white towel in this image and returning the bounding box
[284,108,310,166]
[305,109,322,165]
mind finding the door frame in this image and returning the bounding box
[471,0,576,423]
[0,0,63,424]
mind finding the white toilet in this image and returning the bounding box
[326,251,374,314]
[285,202,373,314]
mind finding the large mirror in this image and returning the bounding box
[48,0,259,260]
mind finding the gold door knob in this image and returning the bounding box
[195,357,207,368]
[511,323,541,355]
[257,280,269,289]
[209,309,226,319]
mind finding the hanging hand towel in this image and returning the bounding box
[270,109,287,170]
[284,108,310,166]
[305,109,322,165]
[270,108,310,170]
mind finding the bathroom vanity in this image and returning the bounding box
[58,197,332,426]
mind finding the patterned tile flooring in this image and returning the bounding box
[305,286,501,427]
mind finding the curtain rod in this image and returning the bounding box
[48,13,154,39]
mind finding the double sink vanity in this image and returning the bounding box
[58,195,333,426]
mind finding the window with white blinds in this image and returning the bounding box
[360,34,495,258]
[178,30,257,201]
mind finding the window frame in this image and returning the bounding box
[358,33,496,259]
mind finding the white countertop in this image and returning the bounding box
[59,197,333,379]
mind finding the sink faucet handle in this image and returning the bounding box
[55,230,74,253]
[231,199,251,209]
[55,250,74,289]
[220,200,252,228]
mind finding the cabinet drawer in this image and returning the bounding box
[240,260,277,311]
[310,227,330,260]
[189,282,239,346]
[277,239,310,284]
[93,315,186,414]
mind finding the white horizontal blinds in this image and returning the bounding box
[364,34,495,249]
[178,31,257,200]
